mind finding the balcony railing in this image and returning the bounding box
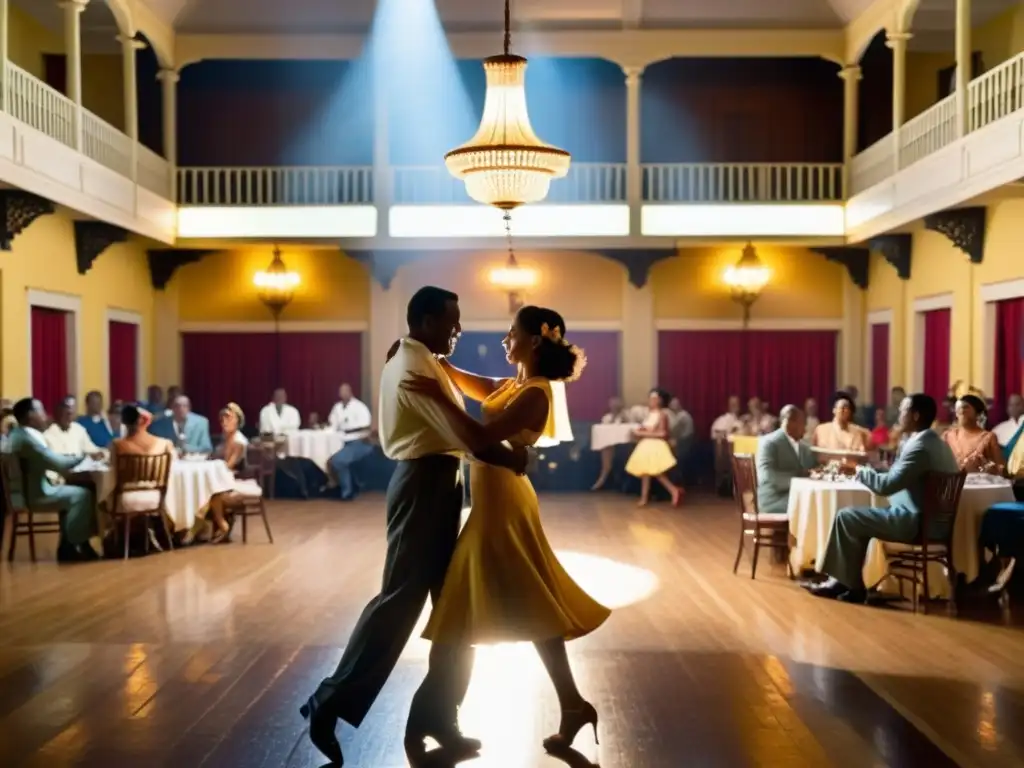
[643,163,843,202]
[82,107,131,177]
[5,62,75,149]
[177,166,374,205]
[851,49,1024,194]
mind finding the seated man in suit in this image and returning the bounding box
[808,393,959,603]
[756,404,816,516]
[150,394,213,454]
[8,398,97,562]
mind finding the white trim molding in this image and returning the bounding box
[654,317,844,331]
[867,308,894,325]
[26,289,83,402]
[865,309,894,404]
[460,319,622,332]
[105,309,144,402]
[912,293,954,393]
[979,279,1024,396]
[178,321,370,333]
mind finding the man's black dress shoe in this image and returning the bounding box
[806,579,848,599]
[299,695,343,766]
[57,543,99,563]
[405,722,481,760]
[836,589,868,604]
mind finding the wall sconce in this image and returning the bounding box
[254,245,300,319]
[489,252,537,314]
[724,242,770,328]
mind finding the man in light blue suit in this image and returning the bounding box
[756,405,817,516]
[8,398,97,562]
[809,393,959,603]
[150,394,212,454]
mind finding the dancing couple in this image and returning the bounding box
[300,286,611,765]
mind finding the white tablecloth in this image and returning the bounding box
[286,430,345,471]
[92,459,236,532]
[787,476,1014,597]
[590,423,635,451]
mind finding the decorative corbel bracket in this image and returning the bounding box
[868,233,912,280]
[810,246,870,289]
[147,249,217,289]
[346,249,430,290]
[923,206,986,264]
[74,221,128,275]
[592,248,677,288]
[0,190,54,251]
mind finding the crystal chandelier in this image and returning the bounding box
[444,0,571,209]
[254,245,300,318]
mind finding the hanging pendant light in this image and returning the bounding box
[444,0,571,210]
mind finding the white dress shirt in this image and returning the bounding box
[992,416,1023,447]
[43,422,98,456]
[327,397,373,442]
[378,338,469,461]
[711,412,742,439]
[259,403,301,435]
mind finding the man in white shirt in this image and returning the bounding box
[44,400,102,460]
[711,395,743,439]
[325,383,374,499]
[301,286,527,767]
[259,388,301,436]
[993,394,1024,447]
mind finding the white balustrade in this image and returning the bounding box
[898,94,956,170]
[642,163,843,203]
[138,144,171,198]
[82,108,132,177]
[3,62,75,148]
[177,166,374,205]
[391,163,627,204]
[969,52,1024,132]
[849,135,894,195]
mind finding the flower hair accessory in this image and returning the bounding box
[539,322,563,342]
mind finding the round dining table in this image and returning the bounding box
[285,429,345,472]
[786,475,1014,598]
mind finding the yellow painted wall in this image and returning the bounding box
[0,209,155,402]
[173,247,372,323]
[651,245,846,320]
[7,6,125,131]
[864,199,1024,394]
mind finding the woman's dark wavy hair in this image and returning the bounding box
[832,390,856,410]
[122,403,141,428]
[958,394,986,416]
[515,305,587,382]
[649,388,671,408]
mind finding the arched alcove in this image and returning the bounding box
[856,31,894,153]
[134,32,163,156]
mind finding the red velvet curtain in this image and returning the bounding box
[562,331,619,421]
[31,307,70,411]
[181,332,363,428]
[993,297,1024,424]
[108,321,138,403]
[922,308,952,405]
[658,330,837,437]
[871,322,890,407]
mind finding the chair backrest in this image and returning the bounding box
[115,451,173,494]
[730,453,759,517]
[246,441,276,488]
[919,470,967,541]
[0,453,23,512]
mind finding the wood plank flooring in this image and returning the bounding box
[1,492,1022,767]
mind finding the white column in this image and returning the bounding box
[0,0,9,112]
[372,60,390,238]
[886,31,912,171]
[840,275,865,395]
[369,277,404,407]
[118,35,144,183]
[838,65,861,196]
[621,278,656,405]
[623,65,644,237]
[60,0,88,151]
[955,0,972,137]
[157,68,179,200]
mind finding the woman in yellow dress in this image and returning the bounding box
[811,391,872,454]
[625,389,683,507]
[402,305,611,754]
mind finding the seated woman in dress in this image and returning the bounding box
[625,388,683,507]
[812,391,872,456]
[941,394,1003,475]
[107,405,176,535]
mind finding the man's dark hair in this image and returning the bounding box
[13,398,36,425]
[86,390,101,400]
[908,393,937,427]
[407,286,458,329]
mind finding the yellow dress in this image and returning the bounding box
[625,411,678,477]
[422,378,611,645]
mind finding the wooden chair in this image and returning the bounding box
[883,470,967,614]
[1,454,62,562]
[222,445,274,544]
[108,452,174,560]
[730,453,792,579]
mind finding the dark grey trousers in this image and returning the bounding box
[312,455,472,728]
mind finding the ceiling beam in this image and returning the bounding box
[621,0,645,30]
[177,28,846,69]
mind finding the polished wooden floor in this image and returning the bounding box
[1,492,1022,767]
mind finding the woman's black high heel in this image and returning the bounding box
[543,701,599,751]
